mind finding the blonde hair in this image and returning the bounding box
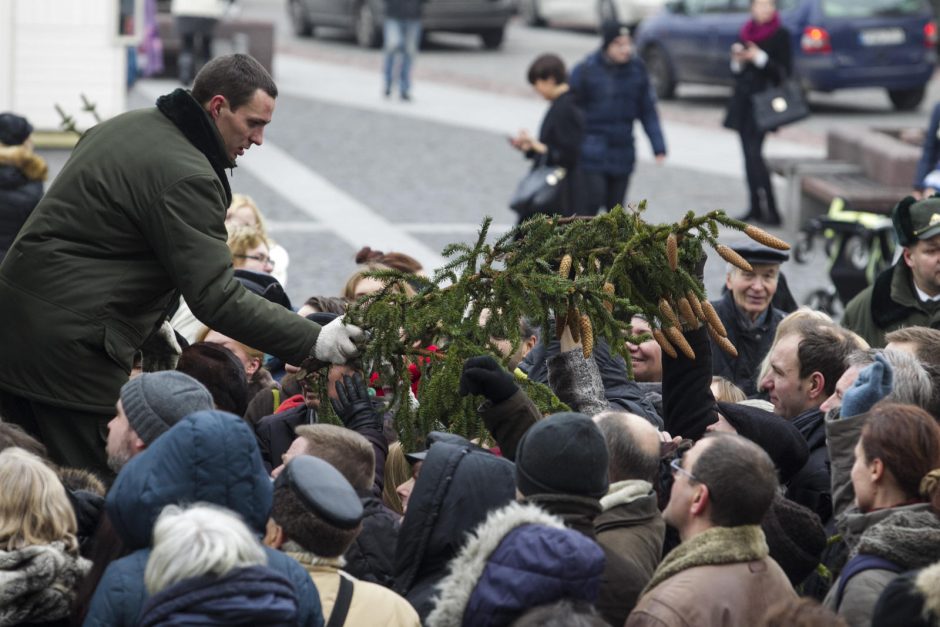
[226,225,270,268]
[227,193,268,236]
[711,376,747,403]
[383,442,409,515]
[342,262,416,302]
[0,447,78,552]
[145,503,266,595]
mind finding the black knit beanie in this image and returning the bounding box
[761,494,827,586]
[0,112,32,146]
[515,412,609,498]
[601,20,631,50]
[717,401,809,484]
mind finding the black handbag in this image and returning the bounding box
[751,78,809,133]
[509,154,566,218]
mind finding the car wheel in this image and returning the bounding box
[521,0,546,27]
[355,2,382,48]
[888,86,926,111]
[597,0,618,25]
[644,46,676,100]
[289,0,314,37]
[480,28,505,49]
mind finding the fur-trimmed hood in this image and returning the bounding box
[0,144,47,183]
[917,561,940,620]
[426,501,605,627]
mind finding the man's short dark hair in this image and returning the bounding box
[191,53,278,110]
[886,326,940,368]
[294,424,375,492]
[797,326,854,397]
[271,484,361,558]
[520,316,540,342]
[176,342,248,416]
[691,433,778,527]
[527,54,567,85]
[594,412,659,483]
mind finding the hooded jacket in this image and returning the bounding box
[83,411,324,627]
[872,559,940,627]
[594,480,665,613]
[426,501,605,627]
[825,505,940,627]
[392,438,516,621]
[569,50,666,175]
[0,90,320,413]
[843,261,940,348]
[0,144,45,261]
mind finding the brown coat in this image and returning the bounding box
[627,526,795,627]
[595,480,665,616]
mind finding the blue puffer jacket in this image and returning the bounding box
[83,411,324,627]
[569,50,666,175]
[426,501,606,627]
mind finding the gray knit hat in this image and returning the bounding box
[119,371,214,445]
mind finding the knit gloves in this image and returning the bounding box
[841,353,893,418]
[313,315,364,365]
[459,356,519,405]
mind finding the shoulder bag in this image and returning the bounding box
[751,71,809,133]
[509,153,566,219]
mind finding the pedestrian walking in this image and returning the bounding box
[0,112,46,262]
[570,21,666,215]
[724,0,792,226]
[509,53,585,220]
[383,0,426,101]
[171,0,228,84]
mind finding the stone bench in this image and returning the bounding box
[770,127,921,228]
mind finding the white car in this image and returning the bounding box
[519,0,664,29]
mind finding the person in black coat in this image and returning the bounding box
[510,53,585,221]
[723,0,792,226]
[0,112,46,262]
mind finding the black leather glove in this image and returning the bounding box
[459,355,519,405]
[330,373,381,432]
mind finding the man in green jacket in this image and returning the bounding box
[843,197,940,347]
[0,54,361,475]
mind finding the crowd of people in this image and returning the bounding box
[4,25,940,627]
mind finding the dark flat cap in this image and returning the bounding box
[275,455,363,529]
[234,269,292,310]
[731,240,789,265]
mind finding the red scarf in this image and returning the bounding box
[740,11,780,44]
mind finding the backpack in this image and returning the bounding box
[834,554,903,608]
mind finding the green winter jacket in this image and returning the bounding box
[842,261,940,348]
[0,90,319,413]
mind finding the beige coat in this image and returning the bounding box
[626,526,795,627]
[289,553,420,627]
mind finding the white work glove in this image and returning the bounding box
[313,315,365,364]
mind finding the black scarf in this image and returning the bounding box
[155,88,234,205]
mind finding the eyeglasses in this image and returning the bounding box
[670,457,699,483]
[234,253,275,267]
[670,457,717,502]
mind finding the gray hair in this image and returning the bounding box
[847,349,933,410]
[144,503,266,595]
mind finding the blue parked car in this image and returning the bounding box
[634,0,938,110]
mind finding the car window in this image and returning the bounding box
[686,0,732,14]
[822,0,926,17]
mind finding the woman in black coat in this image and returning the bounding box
[724,0,792,226]
[510,54,585,221]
